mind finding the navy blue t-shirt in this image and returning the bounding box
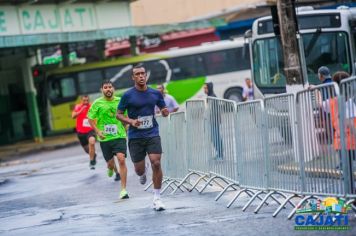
[117,87,166,139]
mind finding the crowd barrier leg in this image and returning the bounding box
[189,174,209,192]
[198,175,230,194]
[242,190,267,211]
[287,195,322,220]
[144,181,154,191]
[346,199,356,212]
[171,171,205,194]
[272,194,303,217]
[254,191,293,214]
[215,183,239,201]
[226,189,269,208]
[161,180,182,194]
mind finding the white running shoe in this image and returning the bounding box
[139,162,149,185]
[153,198,165,211]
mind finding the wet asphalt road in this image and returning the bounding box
[1,145,356,236]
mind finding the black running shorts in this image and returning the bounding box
[100,138,127,162]
[77,130,96,147]
[128,136,162,163]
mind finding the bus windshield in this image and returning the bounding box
[252,31,351,91]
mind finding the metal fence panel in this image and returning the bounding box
[167,112,188,179]
[185,100,209,174]
[235,100,267,189]
[340,76,356,197]
[206,97,238,183]
[264,94,301,193]
[296,83,344,196]
[157,115,170,176]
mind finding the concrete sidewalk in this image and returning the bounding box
[0,133,78,163]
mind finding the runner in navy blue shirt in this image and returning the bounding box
[116,64,168,211]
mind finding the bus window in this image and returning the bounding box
[252,38,285,88]
[169,55,204,80]
[49,77,77,104]
[145,60,167,85]
[203,49,250,76]
[233,48,250,70]
[78,70,103,94]
[104,66,133,89]
[303,32,351,84]
[203,50,229,75]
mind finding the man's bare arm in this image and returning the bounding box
[88,119,104,139]
[72,106,86,119]
[116,110,141,127]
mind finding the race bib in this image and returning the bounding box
[138,115,153,129]
[82,119,91,127]
[104,124,117,135]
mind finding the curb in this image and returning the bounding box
[0,140,79,163]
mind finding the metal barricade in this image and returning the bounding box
[287,83,343,219]
[145,115,171,191]
[257,94,301,216]
[339,76,356,201]
[198,97,238,194]
[172,100,210,193]
[296,83,343,196]
[264,94,301,193]
[156,83,356,217]
[227,100,272,209]
[160,112,189,193]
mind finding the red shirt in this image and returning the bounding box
[74,103,93,133]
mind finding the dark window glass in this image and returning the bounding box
[235,47,251,70]
[203,50,230,74]
[105,65,133,89]
[202,49,250,75]
[169,55,204,80]
[258,13,341,35]
[49,77,76,100]
[145,60,168,85]
[78,70,103,94]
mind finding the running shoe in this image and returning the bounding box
[107,168,114,177]
[139,162,149,185]
[139,173,147,185]
[89,154,97,169]
[114,173,121,181]
[120,189,129,199]
[153,198,165,211]
[89,160,96,170]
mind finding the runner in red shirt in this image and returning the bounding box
[72,95,97,169]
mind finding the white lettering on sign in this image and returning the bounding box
[0,3,130,36]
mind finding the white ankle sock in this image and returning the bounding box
[153,189,161,199]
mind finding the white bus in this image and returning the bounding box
[44,38,251,132]
[248,6,356,97]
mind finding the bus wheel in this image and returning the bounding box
[224,88,243,102]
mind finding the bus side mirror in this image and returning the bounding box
[243,29,252,60]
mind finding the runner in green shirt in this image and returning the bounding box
[88,80,129,199]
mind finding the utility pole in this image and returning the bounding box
[275,0,305,91]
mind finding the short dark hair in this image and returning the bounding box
[131,63,145,76]
[101,80,113,88]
